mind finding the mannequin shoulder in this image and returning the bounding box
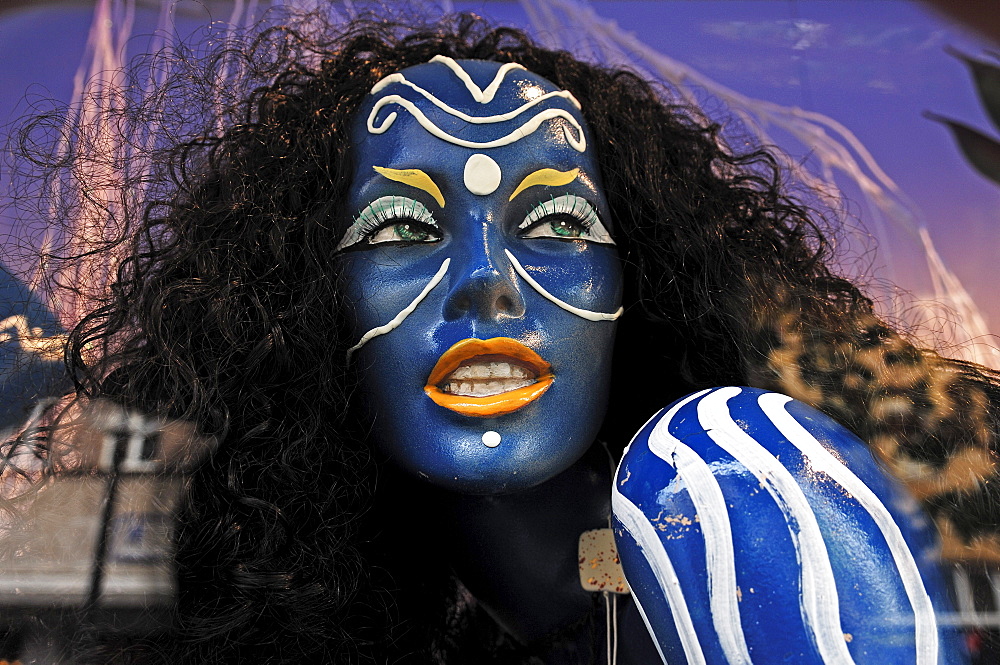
[611,386,968,665]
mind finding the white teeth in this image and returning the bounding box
[449,362,531,380]
[444,377,534,397]
[449,361,530,380]
[438,360,539,397]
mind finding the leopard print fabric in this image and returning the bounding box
[748,303,1000,563]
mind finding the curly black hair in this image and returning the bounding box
[7,11,1000,665]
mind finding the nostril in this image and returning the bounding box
[444,271,524,321]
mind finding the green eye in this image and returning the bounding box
[519,194,614,244]
[546,217,585,238]
[337,196,442,251]
[371,222,436,243]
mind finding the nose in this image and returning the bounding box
[443,226,526,321]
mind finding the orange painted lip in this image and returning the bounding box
[424,337,553,418]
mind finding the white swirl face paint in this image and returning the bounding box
[346,258,451,362]
[505,249,623,322]
[371,58,529,104]
[370,74,582,119]
[368,100,586,152]
[340,57,623,494]
[427,56,528,104]
[367,56,586,152]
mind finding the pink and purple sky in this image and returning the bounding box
[2,0,998,350]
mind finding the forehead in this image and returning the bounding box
[351,57,595,174]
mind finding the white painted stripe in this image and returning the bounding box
[624,389,709,456]
[428,56,528,104]
[505,249,623,322]
[618,397,701,458]
[630,587,670,665]
[758,392,938,665]
[385,56,581,109]
[346,258,450,361]
[422,56,582,110]
[647,411,752,664]
[698,387,857,665]
[368,97,587,152]
[372,75,581,124]
[612,487,707,665]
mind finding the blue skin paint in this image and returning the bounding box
[614,387,968,664]
[337,58,961,661]
[336,60,623,494]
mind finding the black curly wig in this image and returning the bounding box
[6,10,1000,665]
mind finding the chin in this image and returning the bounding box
[374,394,603,494]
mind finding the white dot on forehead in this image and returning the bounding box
[464,154,502,196]
[482,430,501,448]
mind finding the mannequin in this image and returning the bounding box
[342,52,965,664]
[7,14,999,664]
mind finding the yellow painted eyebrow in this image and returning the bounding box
[508,167,580,201]
[372,166,446,208]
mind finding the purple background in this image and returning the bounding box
[2,1,998,343]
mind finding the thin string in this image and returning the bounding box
[612,592,619,665]
[604,442,620,665]
[604,591,612,665]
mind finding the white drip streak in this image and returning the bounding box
[758,392,938,665]
[629,591,669,665]
[647,399,752,665]
[698,387,857,665]
[346,258,450,362]
[504,249,622,321]
[612,486,707,665]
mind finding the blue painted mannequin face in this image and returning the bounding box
[336,58,622,494]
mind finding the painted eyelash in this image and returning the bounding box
[336,195,438,251]
[518,194,614,244]
[519,194,598,230]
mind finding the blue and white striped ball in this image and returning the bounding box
[612,386,967,665]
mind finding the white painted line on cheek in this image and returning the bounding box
[504,249,623,322]
[346,257,450,362]
[758,392,938,665]
[482,430,501,447]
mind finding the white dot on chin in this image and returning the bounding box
[482,430,501,448]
